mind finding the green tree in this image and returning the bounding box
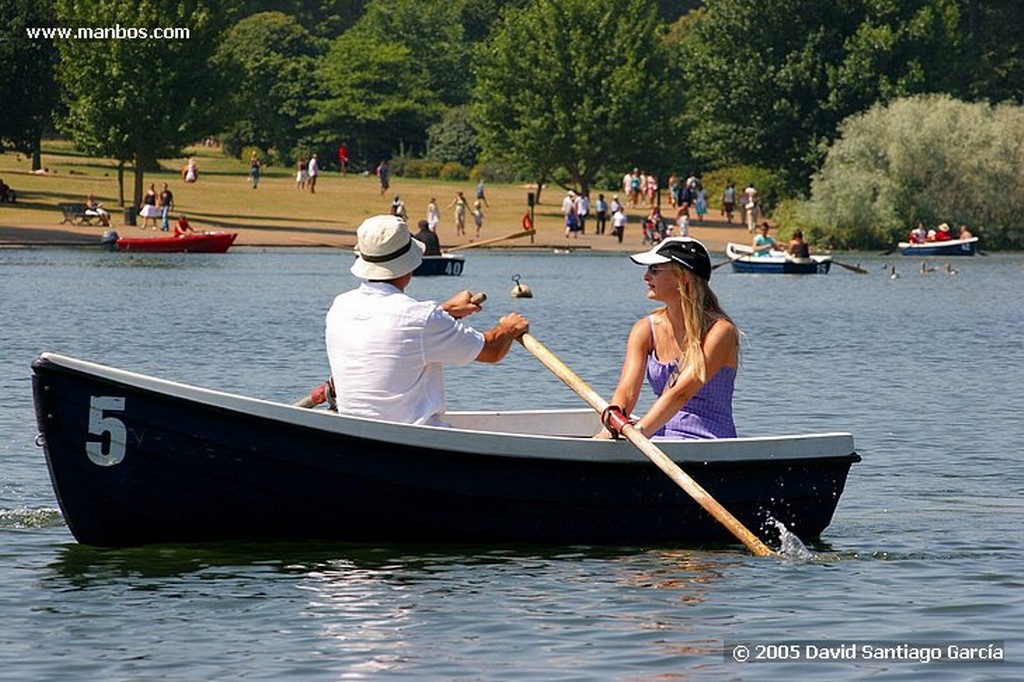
[0,0,60,170]
[353,0,473,107]
[304,28,442,166]
[678,0,960,187]
[426,106,479,168]
[54,0,233,206]
[236,0,368,38]
[804,95,1024,249]
[213,12,321,160]
[471,0,679,198]
[955,0,1024,104]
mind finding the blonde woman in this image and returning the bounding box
[599,237,738,440]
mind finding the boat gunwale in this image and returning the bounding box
[34,352,858,465]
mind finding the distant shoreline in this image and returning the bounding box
[0,142,754,254]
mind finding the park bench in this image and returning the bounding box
[58,202,91,224]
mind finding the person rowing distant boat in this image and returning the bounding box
[783,229,811,259]
[751,222,778,256]
[173,215,196,237]
[324,215,529,426]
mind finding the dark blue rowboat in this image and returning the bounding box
[898,237,978,256]
[726,243,832,274]
[32,353,859,548]
[413,254,465,276]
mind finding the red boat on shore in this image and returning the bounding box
[101,230,238,253]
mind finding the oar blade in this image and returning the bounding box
[834,260,868,274]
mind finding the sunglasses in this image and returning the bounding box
[646,264,675,274]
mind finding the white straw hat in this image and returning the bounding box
[350,215,424,280]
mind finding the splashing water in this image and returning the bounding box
[766,517,816,561]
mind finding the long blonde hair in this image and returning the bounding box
[669,267,736,383]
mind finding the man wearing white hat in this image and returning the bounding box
[325,215,529,426]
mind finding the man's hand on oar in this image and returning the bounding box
[442,291,487,319]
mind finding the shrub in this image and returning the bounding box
[805,95,1024,249]
[401,159,443,179]
[438,162,469,181]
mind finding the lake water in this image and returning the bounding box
[1,246,1022,680]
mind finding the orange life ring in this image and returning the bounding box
[521,212,534,231]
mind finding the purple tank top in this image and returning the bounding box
[645,318,737,439]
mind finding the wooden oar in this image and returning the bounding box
[711,259,732,271]
[518,333,775,557]
[295,292,489,409]
[446,229,533,252]
[832,260,867,274]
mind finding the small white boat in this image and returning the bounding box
[725,243,832,274]
[897,237,978,257]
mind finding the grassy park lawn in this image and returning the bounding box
[0,140,747,251]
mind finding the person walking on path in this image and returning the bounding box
[472,199,484,240]
[307,153,320,193]
[476,179,489,207]
[376,160,390,195]
[248,151,261,189]
[721,181,736,223]
[448,191,468,237]
[611,205,627,243]
[427,197,440,232]
[594,193,608,235]
[742,184,758,232]
[139,183,160,230]
[158,183,174,231]
[337,142,349,176]
[576,192,590,234]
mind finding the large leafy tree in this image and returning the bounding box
[0,0,60,170]
[954,0,1024,104]
[304,28,442,166]
[304,0,478,166]
[678,0,960,187]
[214,11,321,160]
[471,0,679,197]
[353,0,473,107]
[54,0,233,205]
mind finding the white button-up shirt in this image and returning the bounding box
[325,282,485,425]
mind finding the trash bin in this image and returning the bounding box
[123,206,136,226]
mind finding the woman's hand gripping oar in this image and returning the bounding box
[518,333,776,558]
[294,293,488,409]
